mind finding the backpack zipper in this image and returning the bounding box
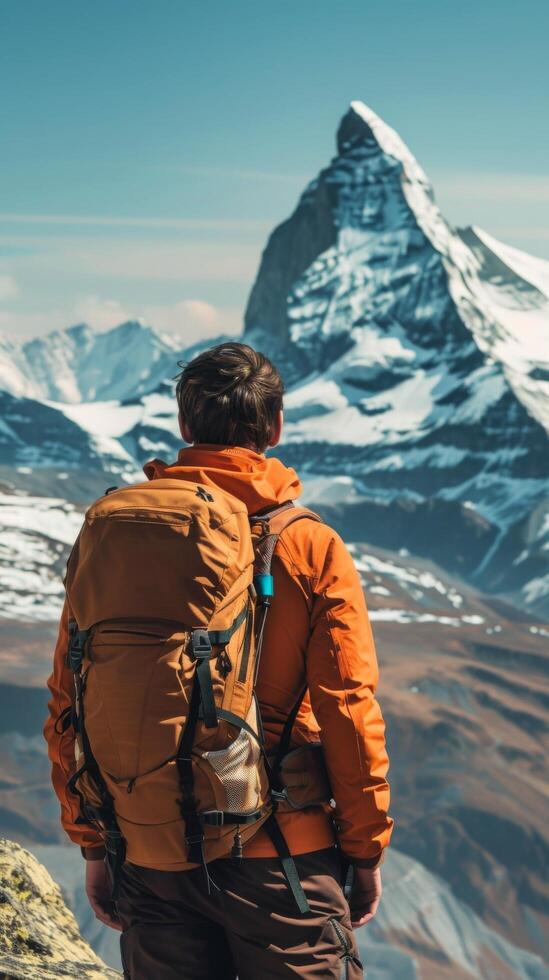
[98,506,193,522]
[99,628,169,640]
[119,754,177,793]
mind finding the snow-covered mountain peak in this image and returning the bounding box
[335,101,473,274]
[0,319,183,405]
[242,102,549,614]
[61,318,162,351]
[247,101,549,434]
[64,322,94,344]
[341,101,433,195]
[0,332,32,398]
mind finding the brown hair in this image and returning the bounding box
[175,342,284,451]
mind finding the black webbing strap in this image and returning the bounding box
[206,603,248,646]
[70,651,126,897]
[194,646,218,729]
[67,621,90,672]
[176,677,202,854]
[259,685,312,915]
[264,814,310,915]
[237,603,254,684]
[214,708,261,743]
[190,603,250,729]
[175,676,216,893]
[201,809,261,827]
[250,500,295,522]
[272,685,308,778]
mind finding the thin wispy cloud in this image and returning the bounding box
[0,234,260,283]
[0,295,242,343]
[433,173,549,203]
[172,165,309,184]
[0,213,271,232]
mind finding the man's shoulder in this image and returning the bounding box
[276,508,346,575]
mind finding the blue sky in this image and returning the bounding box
[1,0,548,342]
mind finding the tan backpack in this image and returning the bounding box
[64,478,327,911]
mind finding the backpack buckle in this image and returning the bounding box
[185,832,206,845]
[271,788,288,805]
[191,630,213,659]
[201,810,225,827]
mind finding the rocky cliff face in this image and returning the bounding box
[0,839,119,978]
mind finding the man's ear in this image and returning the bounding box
[179,411,194,444]
[267,409,283,449]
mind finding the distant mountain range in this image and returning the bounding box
[1,103,548,616]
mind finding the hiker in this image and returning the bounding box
[44,342,393,979]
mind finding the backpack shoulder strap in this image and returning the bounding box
[251,502,322,584]
[248,501,321,917]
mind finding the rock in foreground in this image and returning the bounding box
[0,838,119,979]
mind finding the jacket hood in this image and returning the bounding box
[143,445,302,514]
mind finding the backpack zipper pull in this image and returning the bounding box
[231,827,242,864]
[127,778,136,794]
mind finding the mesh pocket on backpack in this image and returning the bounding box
[202,728,261,814]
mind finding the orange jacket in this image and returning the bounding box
[44,445,393,865]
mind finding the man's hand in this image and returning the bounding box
[85,859,122,931]
[349,867,382,928]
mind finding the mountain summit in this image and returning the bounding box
[244,101,549,613]
[247,101,548,426]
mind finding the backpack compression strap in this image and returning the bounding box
[189,601,250,729]
[66,621,126,896]
[177,599,254,890]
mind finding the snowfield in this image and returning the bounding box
[0,493,82,620]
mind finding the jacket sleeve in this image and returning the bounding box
[306,531,393,865]
[43,598,105,854]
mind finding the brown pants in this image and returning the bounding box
[116,847,363,979]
